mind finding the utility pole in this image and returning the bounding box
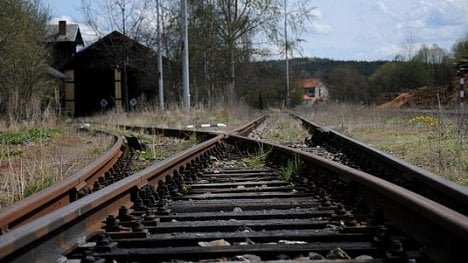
[457,57,467,111]
[157,0,164,110]
[182,0,190,112]
[461,74,465,110]
[284,0,290,108]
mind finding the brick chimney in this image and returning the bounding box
[58,20,66,35]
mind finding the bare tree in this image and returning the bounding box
[181,0,314,105]
[0,0,52,123]
[81,0,153,109]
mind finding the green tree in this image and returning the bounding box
[0,0,53,123]
[165,0,314,106]
[452,34,468,60]
[412,44,452,85]
[325,65,371,103]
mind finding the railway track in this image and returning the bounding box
[0,130,130,233]
[0,115,466,262]
[0,118,468,263]
[292,114,468,216]
[0,121,219,234]
[0,116,265,234]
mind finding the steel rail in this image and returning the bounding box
[0,134,226,262]
[0,117,267,262]
[229,134,468,262]
[0,131,125,233]
[93,115,266,138]
[0,112,266,235]
[230,115,267,135]
[1,131,465,262]
[293,114,468,216]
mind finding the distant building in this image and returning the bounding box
[45,20,84,69]
[45,21,164,116]
[302,78,328,105]
[60,31,160,116]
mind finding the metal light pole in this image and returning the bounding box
[157,0,164,110]
[284,0,290,108]
[460,75,465,110]
[182,0,190,112]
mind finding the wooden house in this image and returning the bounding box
[302,78,328,105]
[60,31,159,116]
[45,20,84,69]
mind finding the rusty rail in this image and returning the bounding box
[0,117,267,261]
[93,114,266,138]
[293,114,468,216]
[228,134,468,262]
[1,132,466,262]
[0,131,125,233]
[0,134,226,262]
[2,116,465,262]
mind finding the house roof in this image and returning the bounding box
[45,23,84,45]
[46,66,69,80]
[302,78,321,89]
[61,30,157,70]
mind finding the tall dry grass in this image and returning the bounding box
[295,103,467,186]
[84,101,260,130]
[0,118,113,208]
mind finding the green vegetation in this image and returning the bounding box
[0,122,114,208]
[0,148,24,159]
[244,149,270,169]
[299,104,467,186]
[0,127,61,145]
[0,0,56,123]
[268,116,309,141]
[279,160,300,182]
[21,176,55,199]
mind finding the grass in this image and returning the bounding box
[279,159,300,182]
[85,102,257,131]
[268,113,309,142]
[243,149,270,169]
[296,103,467,186]
[2,101,463,209]
[0,127,61,145]
[0,121,114,208]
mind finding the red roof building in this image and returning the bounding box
[302,78,328,105]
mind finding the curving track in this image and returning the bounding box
[293,114,468,216]
[0,115,466,262]
[0,130,129,233]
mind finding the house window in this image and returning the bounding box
[305,88,315,97]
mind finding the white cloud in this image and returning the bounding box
[309,8,323,18]
[310,22,333,34]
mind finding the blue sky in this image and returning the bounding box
[44,0,468,61]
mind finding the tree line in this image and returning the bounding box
[2,0,468,122]
[324,39,468,104]
[81,0,314,108]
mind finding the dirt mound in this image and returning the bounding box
[379,86,460,109]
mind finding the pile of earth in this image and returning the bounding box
[379,85,464,109]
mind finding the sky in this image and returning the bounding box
[44,0,468,61]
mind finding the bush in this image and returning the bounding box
[0,0,55,124]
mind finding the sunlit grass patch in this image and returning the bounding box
[243,149,270,169]
[297,103,467,186]
[0,127,61,145]
[279,160,300,182]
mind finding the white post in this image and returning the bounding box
[460,76,465,110]
[182,0,190,112]
[284,0,290,108]
[157,0,164,110]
